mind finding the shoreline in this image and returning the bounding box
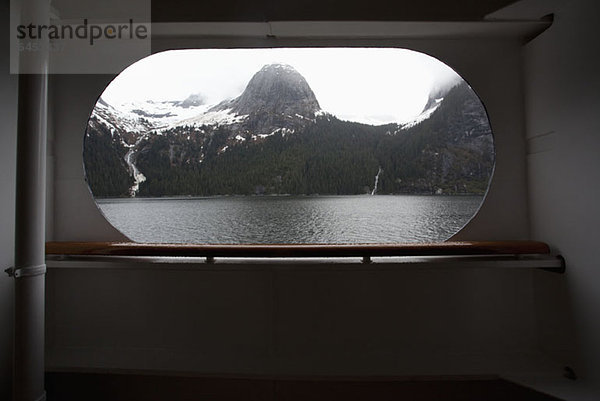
[95,193,486,202]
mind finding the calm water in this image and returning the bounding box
[97,195,483,244]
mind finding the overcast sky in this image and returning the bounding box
[101,48,462,125]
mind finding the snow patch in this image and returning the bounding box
[401,101,442,130]
[175,108,247,128]
[92,97,213,135]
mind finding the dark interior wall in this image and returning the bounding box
[45,34,546,378]
[46,263,543,377]
[0,1,18,399]
[49,0,519,22]
[147,0,520,22]
[521,0,600,392]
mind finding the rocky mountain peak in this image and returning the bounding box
[226,63,321,118]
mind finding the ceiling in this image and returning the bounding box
[150,0,521,23]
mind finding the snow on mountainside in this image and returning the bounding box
[401,98,443,130]
[91,98,155,135]
[91,63,445,142]
[90,94,210,135]
[172,107,247,128]
[169,63,322,135]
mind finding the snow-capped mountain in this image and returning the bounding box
[169,63,324,137]
[90,64,327,143]
[84,63,493,198]
[90,93,210,136]
[90,97,156,136]
[89,63,446,145]
[229,64,320,115]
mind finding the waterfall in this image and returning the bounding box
[125,135,147,197]
[371,167,382,195]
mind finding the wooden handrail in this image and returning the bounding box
[46,241,551,258]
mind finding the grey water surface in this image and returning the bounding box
[97,195,483,244]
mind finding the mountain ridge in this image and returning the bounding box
[84,64,493,198]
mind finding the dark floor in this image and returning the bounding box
[45,372,563,401]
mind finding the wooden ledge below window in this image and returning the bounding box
[46,240,551,258]
[45,241,564,272]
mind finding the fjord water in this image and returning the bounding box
[97,195,483,244]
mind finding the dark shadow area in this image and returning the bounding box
[150,0,520,23]
[46,372,563,401]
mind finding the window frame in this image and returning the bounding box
[48,20,552,255]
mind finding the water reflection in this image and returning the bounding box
[97,195,483,244]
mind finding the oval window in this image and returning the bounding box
[83,48,495,244]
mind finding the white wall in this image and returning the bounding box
[0,1,18,399]
[521,0,600,395]
[50,73,129,241]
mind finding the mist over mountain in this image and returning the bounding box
[83,63,494,198]
[176,93,206,108]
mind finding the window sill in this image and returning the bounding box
[45,241,564,273]
[45,240,550,258]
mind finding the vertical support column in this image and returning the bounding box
[14,76,48,401]
[13,0,49,400]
